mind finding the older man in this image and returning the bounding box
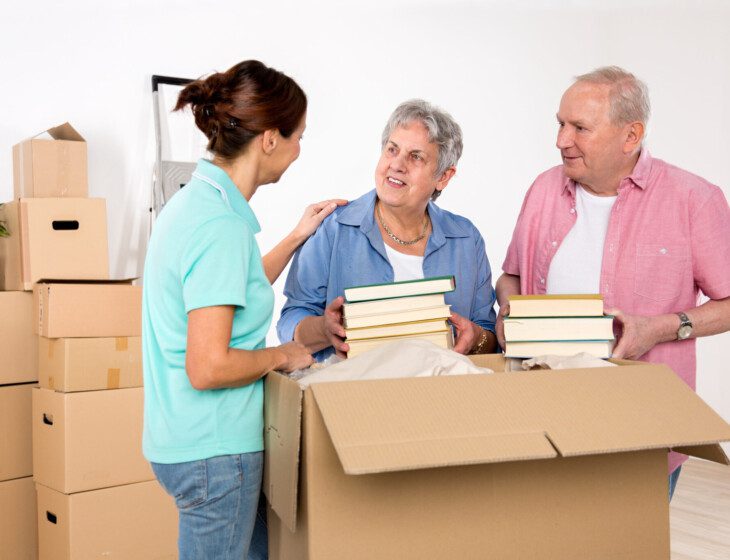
[496,66,730,499]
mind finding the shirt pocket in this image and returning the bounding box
[633,243,689,301]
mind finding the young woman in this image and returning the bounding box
[142,60,344,560]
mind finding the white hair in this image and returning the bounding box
[575,66,651,125]
[381,99,463,178]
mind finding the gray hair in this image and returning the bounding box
[381,99,463,179]
[575,66,651,125]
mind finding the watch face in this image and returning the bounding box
[678,325,692,339]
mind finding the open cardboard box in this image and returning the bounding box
[12,122,88,199]
[264,354,730,560]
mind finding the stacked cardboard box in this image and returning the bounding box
[0,124,177,559]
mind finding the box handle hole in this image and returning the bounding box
[46,511,57,524]
[43,413,54,426]
[52,220,79,231]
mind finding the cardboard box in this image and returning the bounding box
[32,387,153,493]
[33,280,141,338]
[0,477,38,560]
[36,480,177,560]
[0,384,35,482]
[0,291,38,385]
[0,198,109,291]
[12,122,87,199]
[264,355,730,560]
[39,336,142,392]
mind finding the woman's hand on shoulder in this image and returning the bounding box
[290,199,348,243]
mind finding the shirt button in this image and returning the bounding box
[569,208,576,214]
[551,241,557,247]
[540,277,546,284]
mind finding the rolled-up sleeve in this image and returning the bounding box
[277,219,334,343]
[471,230,497,334]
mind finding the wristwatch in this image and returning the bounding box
[676,312,693,340]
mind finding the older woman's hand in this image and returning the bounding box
[291,199,348,243]
[449,312,484,354]
[323,296,350,358]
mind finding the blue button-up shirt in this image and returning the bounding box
[277,190,497,360]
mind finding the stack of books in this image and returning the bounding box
[503,294,615,358]
[343,276,456,358]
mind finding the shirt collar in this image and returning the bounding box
[626,149,652,189]
[561,148,653,196]
[335,189,470,239]
[193,158,261,233]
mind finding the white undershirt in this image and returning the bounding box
[384,244,425,282]
[547,186,617,294]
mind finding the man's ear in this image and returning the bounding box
[262,129,278,155]
[623,121,645,154]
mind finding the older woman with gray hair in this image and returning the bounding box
[277,99,498,359]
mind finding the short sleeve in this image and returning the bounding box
[181,216,253,313]
[277,217,334,343]
[691,188,730,300]
[502,180,537,276]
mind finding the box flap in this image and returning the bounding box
[264,372,303,532]
[310,376,558,475]
[535,365,730,458]
[44,123,85,142]
[673,443,730,465]
[308,364,730,476]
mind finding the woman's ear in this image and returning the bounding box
[262,129,279,155]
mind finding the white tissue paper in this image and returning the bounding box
[293,339,493,388]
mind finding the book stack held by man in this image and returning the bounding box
[503,294,615,358]
[343,276,456,358]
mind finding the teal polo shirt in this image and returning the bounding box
[142,159,274,464]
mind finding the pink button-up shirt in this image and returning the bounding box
[503,150,730,473]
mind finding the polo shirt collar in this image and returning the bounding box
[193,159,261,233]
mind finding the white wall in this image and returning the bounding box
[1,1,728,442]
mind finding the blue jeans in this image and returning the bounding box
[151,452,268,560]
[668,466,682,501]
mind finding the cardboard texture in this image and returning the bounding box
[32,387,153,493]
[0,384,35,482]
[0,291,38,385]
[12,123,88,199]
[264,355,730,560]
[36,480,177,560]
[38,336,142,392]
[33,280,141,338]
[0,477,38,560]
[0,198,108,291]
